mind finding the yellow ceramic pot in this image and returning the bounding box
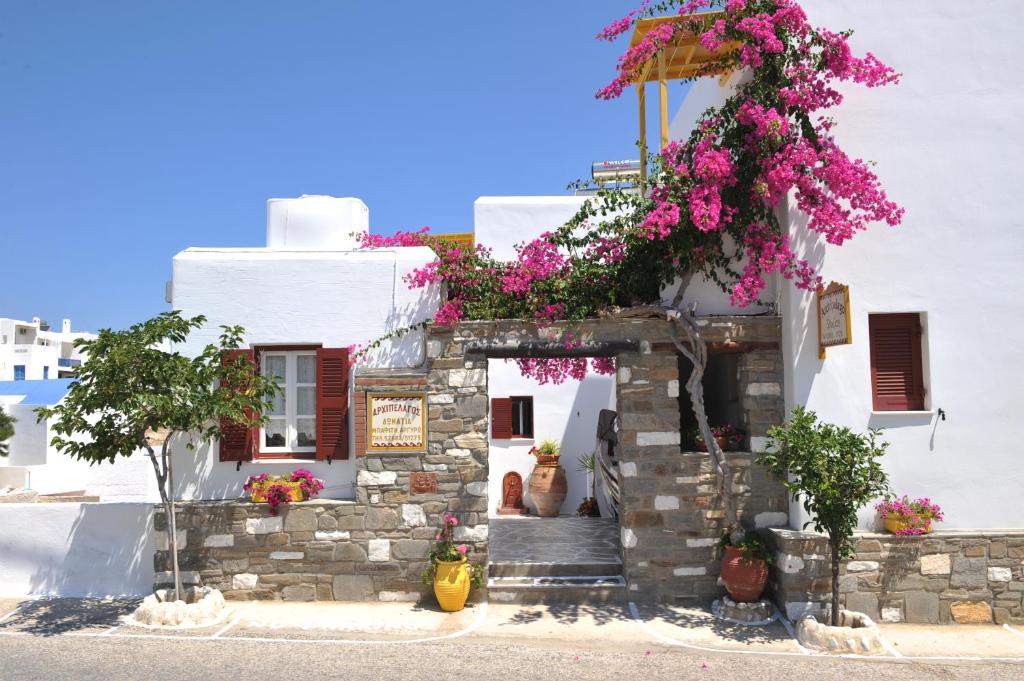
[250,481,306,503]
[433,558,470,612]
[884,516,933,535]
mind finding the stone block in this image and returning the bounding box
[778,554,805,574]
[366,508,399,530]
[464,481,488,497]
[950,558,987,589]
[282,584,316,602]
[746,382,781,397]
[245,517,284,535]
[846,561,880,573]
[314,530,351,541]
[357,471,398,487]
[620,462,638,478]
[401,505,427,527]
[686,538,716,548]
[283,508,317,532]
[369,539,391,562]
[453,524,487,542]
[654,495,679,510]
[334,543,368,562]
[393,539,430,560]
[905,592,939,624]
[673,567,707,576]
[221,558,249,573]
[920,553,951,575]
[204,534,234,548]
[881,607,902,623]
[379,591,421,602]
[155,530,187,551]
[333,575,375,601]
[269,551,304,561]
[622,528,638,548]
[845,591,879,621]
[155,571,201,585]
[988,567,1013,583]
[232,573,258,590]
[950,601,992,624]
[637,432,681,447]
[838,575,858,593]
[453,434,487,450]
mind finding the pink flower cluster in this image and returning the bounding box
[291,468,325,498]
[876,495,944,536]
[513,356,616,385]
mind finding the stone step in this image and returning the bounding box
[488,560,623,578]
[486,575,626,605]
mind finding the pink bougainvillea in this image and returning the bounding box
[353,1,903,385]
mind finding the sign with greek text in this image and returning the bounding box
[817,282,852,359]
[367,393,427,453]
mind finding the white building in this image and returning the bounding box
[0,317,94,381]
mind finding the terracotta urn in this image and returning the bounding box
[719,546,768,602]
[528,464,567,517]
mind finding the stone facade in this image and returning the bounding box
[768,529,1024,625]
[159,315,787,603]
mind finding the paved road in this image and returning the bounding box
[1,634,1022,681]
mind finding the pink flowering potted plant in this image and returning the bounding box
[243,469,325,515]
[421,513,483,612]
[875,495,943,535]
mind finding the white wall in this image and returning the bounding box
[0,502,155,597]
[169,246,439,501]
[486,359,615,518]
[672,1,1024,529]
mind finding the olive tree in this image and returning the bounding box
[757,407,890,626]
[0,409,14,457]
[36,311,277,600]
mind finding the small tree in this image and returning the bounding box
[0,409,14,457]
[36,311,277,600]
[757,407,889,626]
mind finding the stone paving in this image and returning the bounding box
[489,517,621,565]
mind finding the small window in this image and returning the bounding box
[43,367,49,379]
[869,313,926,411]
[511,396,534,438]
[260,350,317,456]
[13,365,25,381]
[491,396,534,439]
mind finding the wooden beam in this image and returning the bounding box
[638,80,647,191]
[658,51,669,149]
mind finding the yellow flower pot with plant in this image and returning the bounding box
[423,513,483,612]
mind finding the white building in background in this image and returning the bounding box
[0,317,95,381]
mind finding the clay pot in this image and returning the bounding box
[529,464,567,517]
[433,558,470,612]
[695,435,732,452]
[720,546,768,602]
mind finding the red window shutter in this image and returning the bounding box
[219,349,256,462]
[316,347,349,461]
[491,397,513,439]
[869,314,925,411]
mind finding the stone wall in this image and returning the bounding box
[158,315,788,603]
[768,529,1024,625]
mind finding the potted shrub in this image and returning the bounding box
[422,513,483,612]
[243,469,324,515]
[575,451,600,518]
[876,495,943,535]
[528,439,567,517]
[719,532,773,602]
[758,407,890,634]
[688,424,741,452]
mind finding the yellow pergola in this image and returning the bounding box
[629,12,738,187]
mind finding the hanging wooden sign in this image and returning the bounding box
[366,392,427,453]
[817,282,852,359]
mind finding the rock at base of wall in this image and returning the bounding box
[130,587,226,628]
[796,610,886,655]
[950,601,993,624]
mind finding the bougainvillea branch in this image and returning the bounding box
[355,0,902,389]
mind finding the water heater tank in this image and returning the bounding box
[266,195,370,249]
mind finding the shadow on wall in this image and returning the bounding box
[781,202,827,411]
[5,502,156,598]
[363,286,440,370]
[556,375,615,516]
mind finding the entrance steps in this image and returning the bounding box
[487,561,625,605]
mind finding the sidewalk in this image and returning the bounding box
[2,596,1023,661]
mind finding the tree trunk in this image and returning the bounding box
[830,538,841,626]
[165,444,184,602]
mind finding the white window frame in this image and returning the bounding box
[259,350,317,456]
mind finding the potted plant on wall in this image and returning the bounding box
[689,424,742,452]
[758,407,890,647]
[876,495,943,535]
[719,532,773,602]
[528,439,567,517]
[243,469,324,515]
[422,513,483,612]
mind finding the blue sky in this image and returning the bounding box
[0,1,687,331]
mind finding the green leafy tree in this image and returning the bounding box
[35,312,278,600]
[0,409,14,457]
[757,407,890,626]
